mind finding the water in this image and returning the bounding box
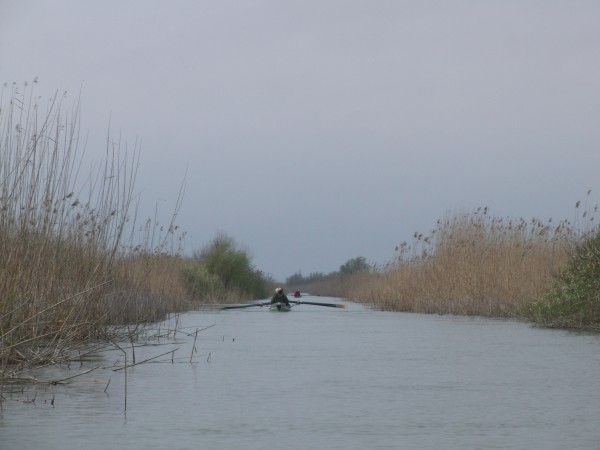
[2,299,600,450]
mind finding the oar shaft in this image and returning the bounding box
[221,302,270,310]
[222,300,346,310]
[290,300,346,308]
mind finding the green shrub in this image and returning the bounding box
[192,234,272,300]
[528,228,600,329]
[180,260,224,300]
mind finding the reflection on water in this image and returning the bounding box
[2,300,600,450]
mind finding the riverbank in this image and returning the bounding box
[0,86,179,375]
[0,87,262,381]
[301,207,600,331]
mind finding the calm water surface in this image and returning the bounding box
[2,300,600,450]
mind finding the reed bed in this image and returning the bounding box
[336,208,587,318]
[0,82,185,381]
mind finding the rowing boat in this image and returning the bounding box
[269,302,291,312]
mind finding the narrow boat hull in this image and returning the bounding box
[269,303,291,312]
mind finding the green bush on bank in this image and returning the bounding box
[180,260,224,300]
[183,234,273,301]
[528,228,600,329]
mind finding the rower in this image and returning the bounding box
[271,287,291,306]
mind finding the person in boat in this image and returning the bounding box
[271,287,291,306]
[293,289,301,298]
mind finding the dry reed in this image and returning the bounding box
[335,207,585,318]
[0,82,185,381]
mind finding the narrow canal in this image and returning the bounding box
[2,300,599,449]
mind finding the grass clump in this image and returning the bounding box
[527,228,600,330]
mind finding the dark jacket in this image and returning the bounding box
[271,292,291,306]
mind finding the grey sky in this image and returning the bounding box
[2,1,599,281]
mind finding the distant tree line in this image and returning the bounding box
[285,256,371,286]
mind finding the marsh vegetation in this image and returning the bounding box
[0,84,176,379]
[0,83,271,384]
[1,81,599,388]
[301,204,599,330]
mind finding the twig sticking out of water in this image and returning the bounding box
[50,366,100,385]
[128,327,136,365]
[109,340,128,411]
[190,328,199,363]
[112,349,179,371]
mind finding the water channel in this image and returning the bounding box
[2,299,600,449]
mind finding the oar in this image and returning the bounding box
[220,301,271,310]
[290,300,346,308]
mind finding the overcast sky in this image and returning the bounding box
[1,1,599,281]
